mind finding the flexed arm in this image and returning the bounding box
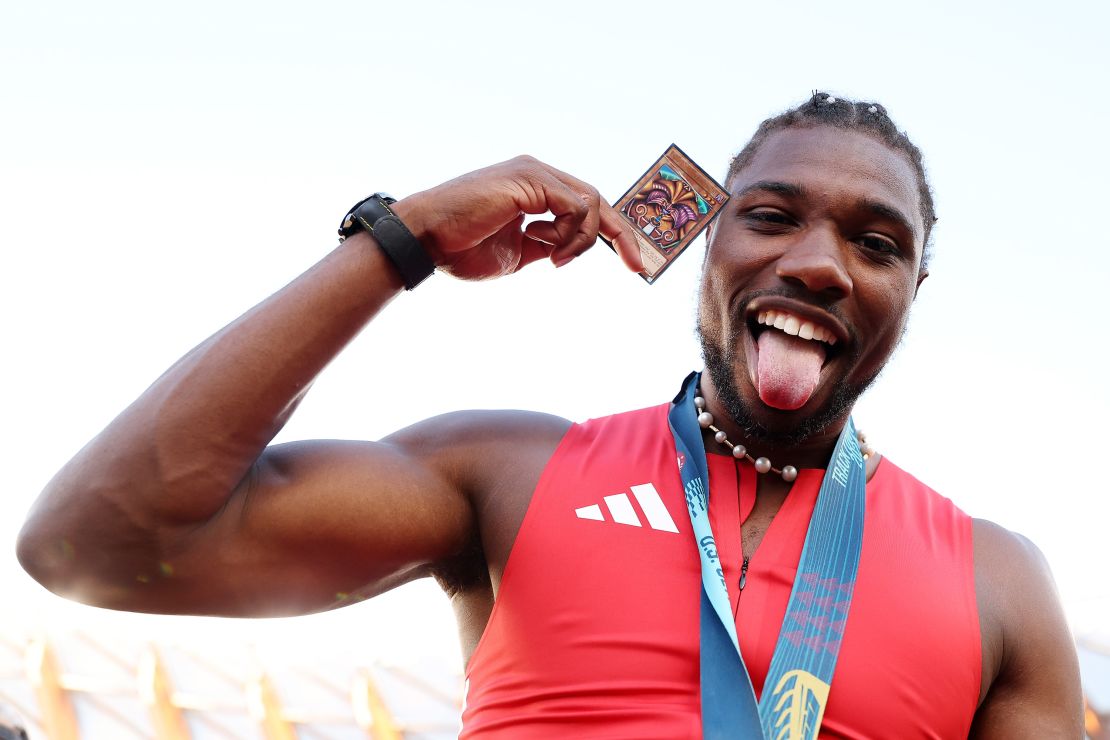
[17,156,642,616]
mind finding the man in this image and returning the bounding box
[18,94,1082,737]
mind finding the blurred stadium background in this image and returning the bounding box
[0,623,463,739]
[0,623,1107,738]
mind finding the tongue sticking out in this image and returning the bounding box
[756,330,827,410]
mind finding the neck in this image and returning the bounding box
[699,373,849,470]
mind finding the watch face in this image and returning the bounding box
[340,194,392,238]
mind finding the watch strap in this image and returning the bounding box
[338,193,435,290]
[371,214,436,290]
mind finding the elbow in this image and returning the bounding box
[16,516,152,610]
[16,475,153,606]
[17,420,211,606]
[16,506,84,598]
[16,518,67,597]
[17,467,90,595]
[17,436,221,608]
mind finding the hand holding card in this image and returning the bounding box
[601,145,730,284]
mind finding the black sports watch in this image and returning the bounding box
[338,192,436,290]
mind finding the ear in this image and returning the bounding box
[914,269,929,299]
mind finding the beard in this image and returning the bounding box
[696,311,880,448]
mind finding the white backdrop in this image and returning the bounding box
[2,0,1108,668]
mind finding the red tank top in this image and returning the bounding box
[461,404,980,738]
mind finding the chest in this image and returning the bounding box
[740,483,789,559]
[463,411,981,737]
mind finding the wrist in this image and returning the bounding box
[340,232,406,292]
[391,193,445,265]
[338,193,437,290]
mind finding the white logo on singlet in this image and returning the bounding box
[574,483,680,533]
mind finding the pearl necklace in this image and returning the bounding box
[693,391,874,483]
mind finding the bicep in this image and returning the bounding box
[135,437,474,616]
[971,522,1083,738]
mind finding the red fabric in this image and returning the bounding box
[461,404,981,738]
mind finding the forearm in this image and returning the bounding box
[20,232,404,572]
[143,233,402,510]
[18,156,644,606]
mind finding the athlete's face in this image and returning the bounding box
[697,125,927,445]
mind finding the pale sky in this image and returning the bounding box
[2,0,1108,671]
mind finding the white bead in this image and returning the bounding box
[714,430,728,444]
[754,457,772,474]
[732,444,746,459]
[698,411,714,428]
[826,96,836,103]
[694,396,706,410]
[868,105,878,113]
[781,465,798,482]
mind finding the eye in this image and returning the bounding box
[855,234,900,256]
[743,209,796,228]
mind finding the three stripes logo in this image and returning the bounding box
[574,483,680,533]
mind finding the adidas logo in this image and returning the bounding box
[574,483,680,533]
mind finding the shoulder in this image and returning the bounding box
[382,409,573,469]
[381,409,575,589]
[384,404,668,466]
[972,518,1054,583]
[972,518,1061,653]
[378,408,575,527]
[972,518,1060,647]
[970,518,1083,735]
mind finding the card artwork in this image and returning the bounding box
[604,144,730,284]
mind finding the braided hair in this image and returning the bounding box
[727,92,936,271]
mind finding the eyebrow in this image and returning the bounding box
[860,199,918,241]
[733,180,805,199]
[733,179,918,240]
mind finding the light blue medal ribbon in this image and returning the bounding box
[668,372,866,740]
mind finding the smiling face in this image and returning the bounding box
[698,124,927,447]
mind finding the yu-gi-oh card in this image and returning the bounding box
[603,144,730,284]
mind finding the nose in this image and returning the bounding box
[775,227,853,300]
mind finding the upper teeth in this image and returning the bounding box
[757,310,837,345]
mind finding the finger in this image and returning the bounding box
[516,235,555,272]
[599,202,646,273]
[541,168,607,265]
[522,197,601,257]
[543,163,598,201]
[537,178,592,254]
[549,189,601,266]
[514,160,624,269]
[523,219,561,245]
[525,162,605,262]
[546,167,643,271]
